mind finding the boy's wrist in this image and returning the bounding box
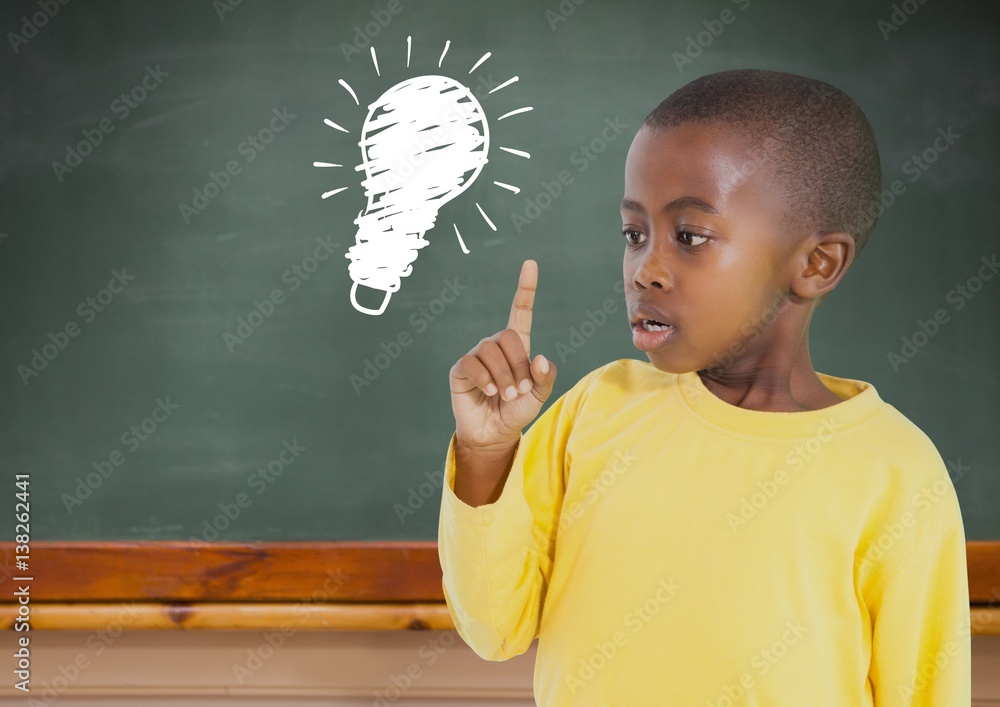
[454,433,520,461]
[452,433,520,507]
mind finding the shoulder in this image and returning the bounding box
[546,358,679,424]
[563,357,668,400]
[819,372,953,489]
[878,406,964,539]
[840,393,968,594]
[864,399,954,490]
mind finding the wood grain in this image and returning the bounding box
[1,541,997,631]
[0,541,443,601]
[0,602,454,631]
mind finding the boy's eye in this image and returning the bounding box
[620,229,709,247]
[622,228,643,245]
[678,230,709,247]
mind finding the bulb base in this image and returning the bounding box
[351,281,393,316]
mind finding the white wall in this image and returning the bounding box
[2,631,999,705]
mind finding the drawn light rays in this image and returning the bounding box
[315,37,533,314]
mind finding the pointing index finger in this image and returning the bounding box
[507,259,537,356]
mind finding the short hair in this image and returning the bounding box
[643,69,882,270]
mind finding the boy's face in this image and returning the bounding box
[621,122,801,375]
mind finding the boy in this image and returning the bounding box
[439,69,970,705]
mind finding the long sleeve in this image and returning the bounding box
[436,367,603,661]
[866,483,971,705]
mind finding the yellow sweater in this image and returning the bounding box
[437,358,970,706]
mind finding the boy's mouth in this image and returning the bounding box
[632,319,676,351]
[637,318,673,331]
[629,302,677,350]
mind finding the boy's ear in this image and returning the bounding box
[790,230,855,300]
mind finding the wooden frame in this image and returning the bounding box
[2,541,999,633]
[0,542,444,602]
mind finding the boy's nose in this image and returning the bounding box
[631,252,673,291]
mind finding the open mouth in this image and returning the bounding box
[638,318,673,332]
[632,319,676,352]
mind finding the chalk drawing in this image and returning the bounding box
[315,39,531,315]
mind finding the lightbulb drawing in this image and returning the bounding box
[347,74,488,314]
[315,38,532,315]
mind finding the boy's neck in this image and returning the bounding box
[696,351,842,413]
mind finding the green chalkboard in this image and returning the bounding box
[1,0,997,541]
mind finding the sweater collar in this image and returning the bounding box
[673,368,885,439]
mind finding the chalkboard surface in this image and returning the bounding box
[1,0,997,541]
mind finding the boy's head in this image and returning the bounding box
[622,68,882,376]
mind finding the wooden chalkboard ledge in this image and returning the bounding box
[0,602,453,631]
[1,541,998,631]
[0,602,996,634]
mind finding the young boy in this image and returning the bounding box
[439,69,970,705]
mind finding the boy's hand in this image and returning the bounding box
[449,259,558,450]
